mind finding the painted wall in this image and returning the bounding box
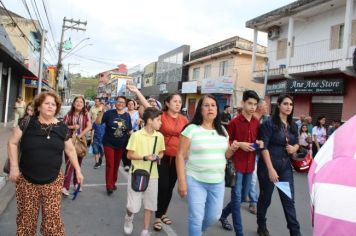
[293,95,311,117]
[267,3,356,69]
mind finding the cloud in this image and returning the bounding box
[3,0,294,75]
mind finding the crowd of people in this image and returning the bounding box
[5,87,347,236]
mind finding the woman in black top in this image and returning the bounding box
[7,92,83,236]
[257,94,301,236]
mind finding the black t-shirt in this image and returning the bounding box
[101,110,132,148]
[19,116,70,184]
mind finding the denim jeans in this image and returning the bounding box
[247,155,259,205]
[187,175,225,236]
[221,172,253,236]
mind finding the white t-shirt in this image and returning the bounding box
[312,126,327,144]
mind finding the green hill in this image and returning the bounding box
[70,78,99,97]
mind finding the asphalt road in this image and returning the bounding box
[0,154,312,236]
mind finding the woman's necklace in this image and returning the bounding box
[38,117,55,139]
[41,124,53,139]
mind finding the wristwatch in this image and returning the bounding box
[143,156,147,161]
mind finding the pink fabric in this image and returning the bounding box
[308,115,356,235]
[313,213,356,236]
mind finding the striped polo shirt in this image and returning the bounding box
[308,115,356,236]
[181,124,228,184]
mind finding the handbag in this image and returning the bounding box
[131,136,157,192]
[72,134,87,158]
[3,116,31,174]
[225,160,236,188]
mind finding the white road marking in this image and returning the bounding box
[82,183,127,187]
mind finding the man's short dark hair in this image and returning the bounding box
[142,107,162,124]
[116,96,126,102]
[242,90,260,103]
[224,105,230,110]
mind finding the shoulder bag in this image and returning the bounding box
[131,136,158,192]
[72,117,87,158]
[225,160,236,188]
[3,116,31,174]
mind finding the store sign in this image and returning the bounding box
[182,81,198,94]
[24,79,50,90]
[266,81,287,95]
[201,77,233,94]
[287,79,344,94]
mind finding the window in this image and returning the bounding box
[204,64,211,78]
[330,24,344,50]
[276,38,287,60]
[192,67,200,80]
[219,61,229,76]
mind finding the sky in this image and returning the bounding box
[3,0,295,76]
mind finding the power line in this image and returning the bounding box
[0,0,38,51]
[30,0,44,30]
[40,0,57,56]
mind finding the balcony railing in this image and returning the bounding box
[254,38,354,78]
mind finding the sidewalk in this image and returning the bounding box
[0,122,16,215]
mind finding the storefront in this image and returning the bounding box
[266,76,355,123]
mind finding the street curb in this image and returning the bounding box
[0,177,15,215]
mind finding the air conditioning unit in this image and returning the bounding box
[267,26,280,40]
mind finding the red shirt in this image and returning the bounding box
[159,112,189,157]
[228,114,259,173]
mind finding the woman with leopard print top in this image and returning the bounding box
[7,92,84,236]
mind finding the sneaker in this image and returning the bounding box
[124,166,130,172]
[124,214,134,235]
[62,187,69,196]
[219,217,233,231]
[140,230,151,236]
[257,226,270,236]
[249,204,257,215]
[94,162,100,169]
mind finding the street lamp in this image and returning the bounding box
[62,43,93,60]
[62,37,90,60]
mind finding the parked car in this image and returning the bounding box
[57,105,71,121]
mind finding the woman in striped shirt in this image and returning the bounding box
[176,94,238,236]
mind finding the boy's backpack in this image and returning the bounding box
[308,115,356,236]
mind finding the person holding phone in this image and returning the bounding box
[219,90,263,235]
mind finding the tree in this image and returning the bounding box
[84,86,97,100]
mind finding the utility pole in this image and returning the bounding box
[37,30,46,94]
[56,17,87,94]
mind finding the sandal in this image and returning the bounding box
[161,215,172,225]
[153,220,162,231]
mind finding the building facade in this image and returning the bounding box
[183,36,265,118]
[246,0,356,123]
[97,64,128,98]
[143,45,190,104]
[0,7,52,105]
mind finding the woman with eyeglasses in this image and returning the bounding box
[98,96,132,195]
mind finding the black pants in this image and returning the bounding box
[121,149,131,167]
[156,155,177,218]
[312,143,323,158]
[257,157,301,236]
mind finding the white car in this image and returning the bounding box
[57,105,71,121]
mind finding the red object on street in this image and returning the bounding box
[291,151,312,173]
